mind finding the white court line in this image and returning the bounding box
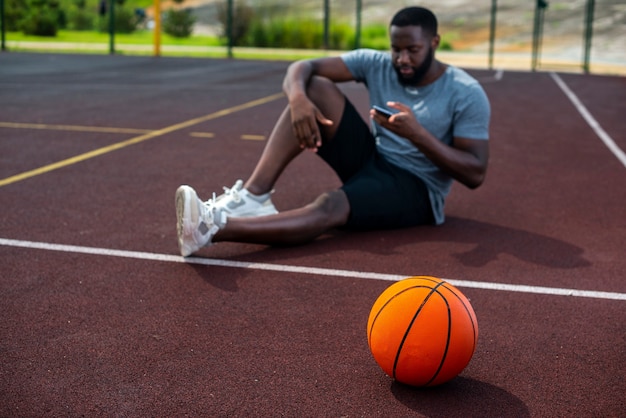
[2,238,625,301]
[550,72,626,168]
[476,69,504,84]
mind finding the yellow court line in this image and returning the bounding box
[241,134,266,141]
[0,92,284,188]
[189,132,216,138]
[1,123,264,142]
[0,122,151,134]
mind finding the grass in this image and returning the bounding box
[4,30,345,61]
[5,29,224,46]
[4,28,453,60]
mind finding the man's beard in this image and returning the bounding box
[394,47,434,86]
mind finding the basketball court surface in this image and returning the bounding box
[1,52,625,416]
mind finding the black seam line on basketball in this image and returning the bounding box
[367,283,438,350]
[392,281,447,381]
[367,278,441,346]
[442,283,478,351]
[368,288,414,348]
[367,287,418,348]
[424,289,452,386]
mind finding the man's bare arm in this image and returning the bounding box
[282,58,355,150]
[372,101,489,189]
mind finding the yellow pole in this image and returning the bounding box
[153,0,161,56]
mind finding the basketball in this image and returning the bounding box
[367,276,478,387]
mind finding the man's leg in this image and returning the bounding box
[177,76,352,253]
[213,189,349,246]
[244,76,347,196]
[209,77,351,246]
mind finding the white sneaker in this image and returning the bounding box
[209,179,278,217]
[175,185,227,257]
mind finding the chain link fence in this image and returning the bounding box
[1,0,624,74]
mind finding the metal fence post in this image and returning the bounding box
[583,0,595,73]
[153,0,161,57]
[1,0,6,52]
[109,0,115,54]
[531,0,548,71]
[323,0,330,50]
[355,0,362,49]
[227,0,233,58]
[488,0,497,70]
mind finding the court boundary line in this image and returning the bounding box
[550,72,626,168]
[0,121,152,134]
[0,92,284,188]
[0,122,258,141]
[1,238,624,301]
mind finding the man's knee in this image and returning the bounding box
[306,76,344,105]
[312,190,350,226]
[306,76,346,124]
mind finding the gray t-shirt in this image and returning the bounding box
[341,49,490,224]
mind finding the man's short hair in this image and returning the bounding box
[390,7,438,37]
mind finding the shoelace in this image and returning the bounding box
[205,180,244,206]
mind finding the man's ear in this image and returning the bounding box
[432,34,441,49]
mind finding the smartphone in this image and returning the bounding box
[373,105,394,119]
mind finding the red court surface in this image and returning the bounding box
[1,53,625,417]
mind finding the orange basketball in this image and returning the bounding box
[367,276,478,387]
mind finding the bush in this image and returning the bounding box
[67,0,94,30]
[269,19,321,49]
[163,9,195,38]
[240,16,355,50]
[216,0,254,46]
[439,38,453,51]
[359,24,389,50]
[218,3,387,51]
[113,6,137,33]
[21,10,58,36]
[21,0,64,36]
[67,8,94,30]
[97,4,140,33]
[5,0,28,31]
[329,22,354,50]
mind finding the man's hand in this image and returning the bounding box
[290,94,333,152]
[370,101,489,189]
[370,101,424,139]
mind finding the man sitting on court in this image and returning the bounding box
[175,6,491,257]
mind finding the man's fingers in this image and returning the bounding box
[317,114,334,127]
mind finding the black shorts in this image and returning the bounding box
[317,98,435,230]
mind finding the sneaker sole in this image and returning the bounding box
[175,185,199,257]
